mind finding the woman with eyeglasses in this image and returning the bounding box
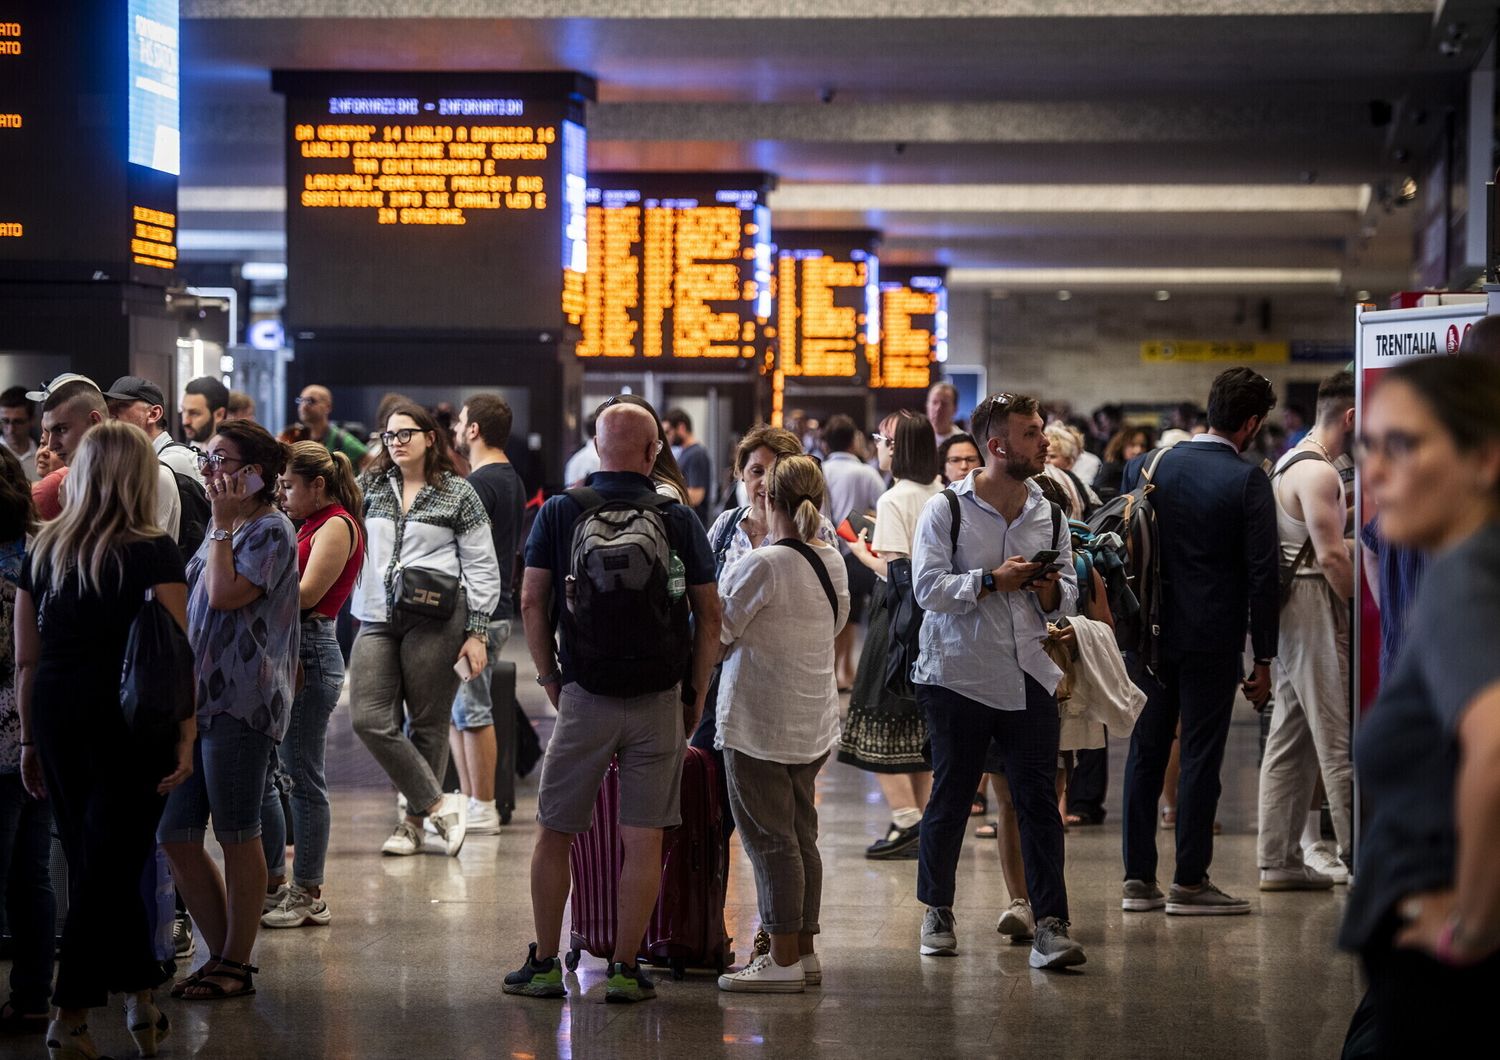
[842,412,942,860]
[1338,354,1500,1055]
[939,433,983,486]
[349,404,502,859]
[158,421,299,1005]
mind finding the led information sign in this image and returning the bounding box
[0,0,179,285]
[876,266,948,390]
[775,229,880,382]
[576,172,775,366]
[273,70,594,337]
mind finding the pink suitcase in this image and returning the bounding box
[566,746,732,978]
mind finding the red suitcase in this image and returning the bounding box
[565,745,732,979]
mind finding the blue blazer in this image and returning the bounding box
[1122,440,1279,660]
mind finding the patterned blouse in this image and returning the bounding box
[707,505,839,579]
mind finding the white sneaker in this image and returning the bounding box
[429,792,468,856]
[262,883,290,915]
[1259,864,1335,891]
[261,884,331,929]
[717,953,806,993]
[800,953,822,986]
[467,798,502,836]
[381,820,423,856]
[1302,842,1350,885]
[996,898,1035,942]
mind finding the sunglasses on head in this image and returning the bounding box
[971,392,1018,442]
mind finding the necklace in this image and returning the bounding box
[1302,436,1333,463]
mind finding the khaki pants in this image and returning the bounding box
[1257,576,1352,867]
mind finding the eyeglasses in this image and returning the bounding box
[294,396,323,406]
[945,453,982,466]
[196,451,244,472]
[380,428,423,447]
[871,433,894,447]
[1354,429,1432,465]
[971,392,1018,442]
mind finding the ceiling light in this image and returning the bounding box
[241,261,288,282]
[948,267,1342,289]
[1056,290,1072,301]
[1355,290,1373,301]
[1154,289,1171,301]
[769,183,1371,214]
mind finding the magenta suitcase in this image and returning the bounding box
[566,746,732,978]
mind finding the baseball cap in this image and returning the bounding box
[25,373,100,403]
[103,375,166,407]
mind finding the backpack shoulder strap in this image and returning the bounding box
[1270,450,1328,480]
[1141,445,1171,485]
[564,486,606,513]
[715,506,748,558]
[774,539,838,618]
[1048,500,1063,551]
[943,488,961,553]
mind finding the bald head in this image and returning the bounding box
[298,384,334,430]
[596,401,660,475]
[1459,315,1500,363]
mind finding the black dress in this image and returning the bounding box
[838,585,930,773]
[23,535,186,1010]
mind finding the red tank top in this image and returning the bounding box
[298,503,364,618]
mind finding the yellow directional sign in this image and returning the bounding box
[1141,341,1290,364]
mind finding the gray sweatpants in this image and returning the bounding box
[350,606,468,815]
[724,749,828,936]
[1257,576,1352,867]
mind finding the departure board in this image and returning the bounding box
[875,266,948,390]
[273,71,594,337]
[576,172,774,366]
[0,0,179,285]
[775,230,880,382]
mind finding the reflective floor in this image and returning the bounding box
[10,639,1364,1059]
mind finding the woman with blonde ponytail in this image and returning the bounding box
[14,422,194,1058]
[713,455,849,995]
[258,441,365,930]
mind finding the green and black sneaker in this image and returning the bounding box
[502,943,566,999]
[604,961,657,1004]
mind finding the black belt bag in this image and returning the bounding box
[394,566,460,620]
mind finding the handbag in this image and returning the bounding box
[120,588,195,749]
[393,566,460,620]
[1043,617,1078,703]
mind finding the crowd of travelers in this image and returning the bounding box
[0,346,1496,1057]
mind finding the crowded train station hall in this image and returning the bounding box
[2,2,1499,1058]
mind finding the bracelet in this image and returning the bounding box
[536,669,562,687]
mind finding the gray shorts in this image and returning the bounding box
[536,682,685,833]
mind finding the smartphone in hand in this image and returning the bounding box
[837,510,877,544]
[453,656,473,682]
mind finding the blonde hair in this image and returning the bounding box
[769,455,826,542]
[1044,423,1080,461]
[32,420,163,594]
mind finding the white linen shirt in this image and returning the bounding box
[716,540,850,763]
[910,472,1077,709]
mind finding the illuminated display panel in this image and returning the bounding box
[875,266,948,390]
[273,70,593,337]
[575,172,775,367]
[775,229,880,383]
[0,0,178,285]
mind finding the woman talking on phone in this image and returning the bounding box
[349,404,501,859]
[158,421,301,1003]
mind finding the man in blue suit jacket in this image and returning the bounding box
[1119,368,1280,917]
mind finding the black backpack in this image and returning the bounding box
[160,443,210,562]
[561,487,692,698]
[1086,445,1171,673]
[120,588,195,763]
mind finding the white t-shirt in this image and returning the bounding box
[871,477,943,561]
[716,540,850,763]
[563,443,599,487]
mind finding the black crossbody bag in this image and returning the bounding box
[394,566,460,620]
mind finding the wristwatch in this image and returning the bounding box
[209,527,233,543]
[536,669,562,687]
[981,571,997,593]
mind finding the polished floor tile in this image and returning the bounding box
[9,640,1363,1058]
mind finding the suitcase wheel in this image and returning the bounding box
[564,949,580,972]
[670,958,686,981]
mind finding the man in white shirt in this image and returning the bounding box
[909,391,1086,971]
[0,386,40,481]
[103,375,204,484]
[819,414,886,688]
[563,410,600,487]
[927,382,965,444]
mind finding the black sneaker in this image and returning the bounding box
[866,822,921,860]
[172,914,195,960]
[502,943,566,999]
[605,962,657,1003]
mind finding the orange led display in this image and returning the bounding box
[775,230,881,383]
[874,268,947,390]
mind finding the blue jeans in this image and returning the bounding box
[262,618,343,888]
[916,678,1068,922]
[0,773,55,1014]
[1121,649,1241,887]
[450,620,511,731]
[158,714,275,845]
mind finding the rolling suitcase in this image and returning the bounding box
[566,745,731,979]
[441,661,517,824]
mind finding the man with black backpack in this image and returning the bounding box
[508,399,721,1004]
[1119,368,1280,918]
[104,376,210,561]
[909,392,1086,971]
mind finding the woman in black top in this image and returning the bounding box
[16,422,195,1060]
[1339,355,1500,1056]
